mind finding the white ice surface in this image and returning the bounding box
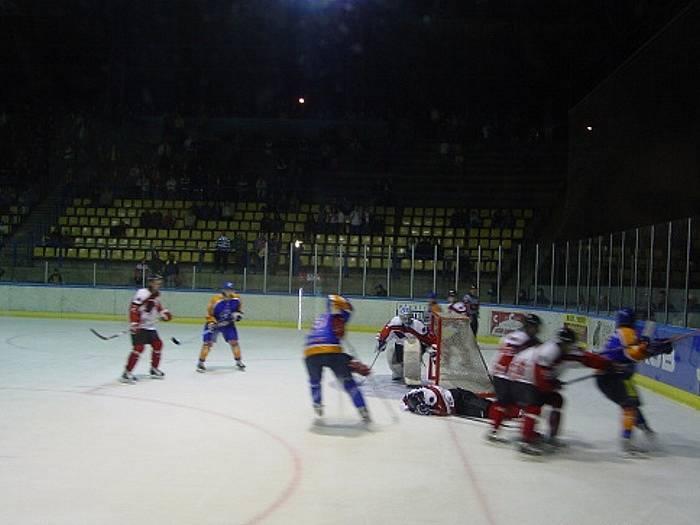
[1,317,699,525]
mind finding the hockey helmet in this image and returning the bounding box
[147,274,163,282]
[327,294,353,322]
[398,305,412,325]
[555,327,577,346]
[447,290,457,302]
[615,308,636,328]
[522,313,542,331]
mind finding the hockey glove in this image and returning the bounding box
[233,312,243,322]
[129,322,139,335]
[376,339,387,352]
[648,338,673,356]
[206,322,217,332]
[348,359,371,377]
[160,310,172,322]
[415,403,433,416]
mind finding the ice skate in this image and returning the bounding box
[359,407,372,424]
[150,367,165,379]
[485,429,510,445]
[196,361,207,373]
[621,438,649,458]
[518,441,544,457]
[120,371,137,384]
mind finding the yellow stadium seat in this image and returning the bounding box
[58,217,68,226]
[204,252,214,264]
[412,217,422,226]
[180,251,192,263]
[68,216,78,226]
[480,228,490,238]
[514,229,523,239]
[503,240,512,249]
[147,229,157,238]
[33,246,44,258]
[240,221,250,230]
[524,209,533,218]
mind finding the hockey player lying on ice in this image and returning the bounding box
[402,385,493,419]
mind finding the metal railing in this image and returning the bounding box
[2,216,699,328]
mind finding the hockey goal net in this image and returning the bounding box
[428,312,493,392]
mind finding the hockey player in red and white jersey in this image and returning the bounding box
[446,290,468,316]
[402,385,492,418]
[506,328,613,455]
[376,305,436,381]
[486,313,543,443]
[121,274,173,383]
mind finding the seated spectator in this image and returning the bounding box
[184,209,196,229]
[165,176,178,197]
[349,206,363,235]
[535,287,549,305]
[46,227,63,248]
[162,212,175,229]
[149,250,164,275]
[163,253,181,288]
[374,283,388,297]
[47,268,63,285]
[468,210,482,228]
[110,220,128,238]
[134,257,149,284]
[517,289,529,304]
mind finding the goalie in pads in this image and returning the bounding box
[376,305,436,382]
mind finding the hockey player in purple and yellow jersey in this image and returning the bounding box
[597,308,673,455]
[197,282,245,372]
[304,295,371,422]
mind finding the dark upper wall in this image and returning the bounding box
[561,1,700,240]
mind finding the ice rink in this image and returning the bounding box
[1,316,699,525]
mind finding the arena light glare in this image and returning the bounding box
[586,125,593,131]
[294,240,303,248]
[298,97,305,104]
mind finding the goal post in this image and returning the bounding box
[428,312,493,392]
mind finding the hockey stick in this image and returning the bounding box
[562,374,598,386]
[344,339,399,422]
[90,328,128,341]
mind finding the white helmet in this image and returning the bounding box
[398,305,412,326]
